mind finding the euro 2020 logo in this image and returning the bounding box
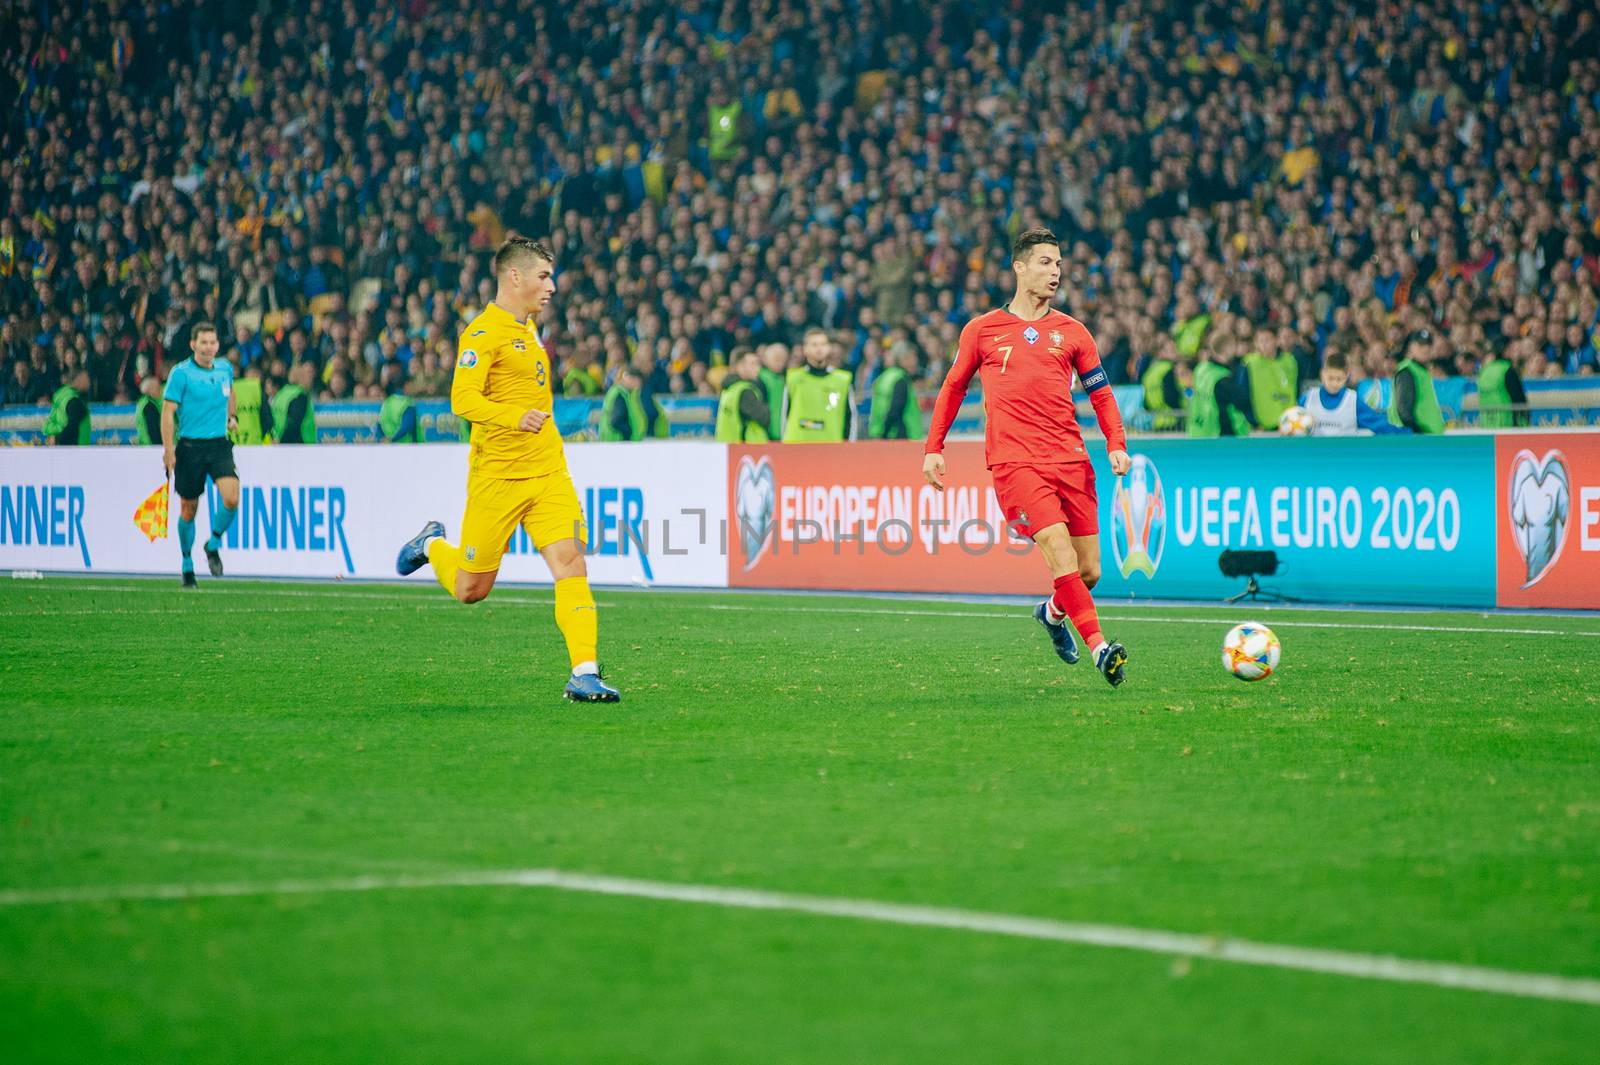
[1508,448,1570,588]
[1111,453,1166,579]
[735,455,776,571]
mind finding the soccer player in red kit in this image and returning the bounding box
[922,227,1132,686]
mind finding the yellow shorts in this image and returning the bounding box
[458,470,588,573]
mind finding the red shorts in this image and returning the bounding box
[991,461,1098,539]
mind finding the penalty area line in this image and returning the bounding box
[1,868,1597,1006]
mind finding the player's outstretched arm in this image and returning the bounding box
[160,399,179,474]
[451,342,531,430]
[922,321,981,463]
[1068,325,1129,473]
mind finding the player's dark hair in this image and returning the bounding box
[1011,227,1059,263]
[190,322,218,343]
[494,236,555,275]
[1324,351,1348,372]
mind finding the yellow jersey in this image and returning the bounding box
[451,302,566,479]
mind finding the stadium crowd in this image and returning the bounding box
[3,0,1599,432]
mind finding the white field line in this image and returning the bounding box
[0,867,1596,1006]
[11,581,1600,637]
[0,602,457,619]
[702,603,1600,639]
[2,583,479,605]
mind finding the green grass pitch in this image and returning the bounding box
[2,577,1598,1063]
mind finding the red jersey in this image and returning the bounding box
[924,307,1127,467]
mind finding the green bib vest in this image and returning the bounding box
[379,393,421,442]
[1188,362,1251,438]
[868,366,923,439]
[1389,359,1445,434]
[1141,359,1182,431]
[647,395,671,438]
[1171,313,1211,357]
[563,367,601,397]
[135,394,160,445]
[758,367,786,439]
[709,102,742,161]
[270,383,317,443]
[1477,358,1515,429]
[784,367,852,443]
[230,377,267,444]
[43,385,89,444]
[1244,351,1298,429]
[715,379,771,443]
[600,385,647,441]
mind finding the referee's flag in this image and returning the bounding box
[133,482,169,542]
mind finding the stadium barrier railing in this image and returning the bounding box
[4,378,1599,445]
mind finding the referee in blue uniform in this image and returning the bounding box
[161,323,242,587]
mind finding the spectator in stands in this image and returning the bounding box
[5,358,46,407]
[1560,324,1598,376]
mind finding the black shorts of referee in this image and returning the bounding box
[173,436,238,500]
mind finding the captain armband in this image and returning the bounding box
[1079,364,1110,393]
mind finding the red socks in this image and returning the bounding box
[1049,572,1104,648]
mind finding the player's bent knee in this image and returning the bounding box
[1034,527,1076,572]
[540,538,588,581]
[453,572,495,604]
[1080,564,1101,589]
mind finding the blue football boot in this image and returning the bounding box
[1033,600,1080,665]
[396,520,445,576]
[1095,641,1129,688]
[564,672,621,703]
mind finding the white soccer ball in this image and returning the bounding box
[1278,406,1314,436]
[1222,621,1281,682]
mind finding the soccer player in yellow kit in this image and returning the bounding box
[396,237,619,702]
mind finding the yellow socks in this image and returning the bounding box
[553,575,599,672]
[427,538,462,598]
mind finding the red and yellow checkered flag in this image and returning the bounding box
[133,481,169,542]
